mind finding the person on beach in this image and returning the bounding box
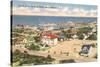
[54,51,56,54]
[48,50,50,54]
[66,52,69,56]
[74,48,76,52]
[60,51,62,54]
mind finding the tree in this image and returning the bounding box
[34,36,41,42]
[12,33,20,38]
[77,33,84,40]
[12,50,55,66]
[28,43,40,51]
[87,33,97,40]
[13,28,24,33]
[78,27,92,33]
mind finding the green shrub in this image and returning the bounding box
[77,33,84,40]
[78,27,92,33]
[87,33,97,40]
[28,43,40,51]
[12,50,55,66]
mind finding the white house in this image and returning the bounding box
[41,34,58,47]
[72,34,78,39]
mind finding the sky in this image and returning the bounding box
[11,0,97,17]
[11,0,98,5]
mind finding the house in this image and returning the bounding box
[41,34,58,47]
[58,34,66,41]
[72,34,78,40]
[59,35,65,41]
[15,24,24,29]
[83,33,89,40]
[92,27,96,33]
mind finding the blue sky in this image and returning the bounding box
[12,1,97,11]
[11,0,97,17]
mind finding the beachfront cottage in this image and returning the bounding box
[41,34,58,47]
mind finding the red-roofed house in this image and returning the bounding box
[41,34,58,46]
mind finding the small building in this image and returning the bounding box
[92,27,97,33]
[58,34,66,41]
[72,34,78,39]
[41,34,58,46]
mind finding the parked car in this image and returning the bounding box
[79,44,92,57]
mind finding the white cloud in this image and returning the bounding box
[61,7,69,11]
[12,6,97,17]
[90,10,97,13]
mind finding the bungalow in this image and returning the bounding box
[72,34,78,40]
[41,34,58,47]
[58,34,66,41]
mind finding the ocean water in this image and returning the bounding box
[12,15,97,26]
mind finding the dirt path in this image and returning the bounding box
[47,40,96,57]
[12,40,97,63]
